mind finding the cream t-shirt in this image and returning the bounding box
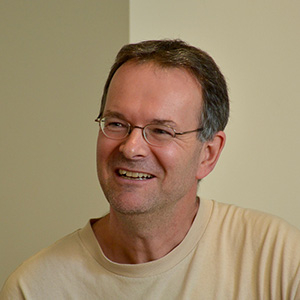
[1,198,300,299]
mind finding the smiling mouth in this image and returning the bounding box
[118,169,154,180]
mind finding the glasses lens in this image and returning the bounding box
[101,117,129,139]
[145,124,175,146]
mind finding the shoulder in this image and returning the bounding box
[209,199,300,253]
[22,228,83,266]
[197,199,300,298]
[211,199,299,231]
[0,227,86,298]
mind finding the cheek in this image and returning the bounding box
[96,135,105,164]
[158,144,202,175]
[153,147,182,172]
[96,135,116,167]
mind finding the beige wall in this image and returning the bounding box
[0,0,129,287]
[130,0,300,229]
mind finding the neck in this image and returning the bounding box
[92,197,199,264]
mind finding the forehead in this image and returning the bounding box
[105,61,203,126]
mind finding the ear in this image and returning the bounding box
[196,131,226,180]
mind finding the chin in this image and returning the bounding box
[106,192,158,216]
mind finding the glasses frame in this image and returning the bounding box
[95,117,203,147]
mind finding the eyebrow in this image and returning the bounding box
[102,110,126,119]
[151,118,177,127]
[103,110,177,127]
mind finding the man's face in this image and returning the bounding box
[96,61,205,215]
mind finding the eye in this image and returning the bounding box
[107,121,125,128]
[104,118,128,131]
[149,125,174,137]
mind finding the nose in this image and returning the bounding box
[119,127,150,159]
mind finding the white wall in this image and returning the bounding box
[130,0,300,229]
[0,0,129,287]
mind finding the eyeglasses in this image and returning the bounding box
[95,116,203,147]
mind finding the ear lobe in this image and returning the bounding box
[196,131,226,180]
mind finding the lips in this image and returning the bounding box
[118,169,154,180]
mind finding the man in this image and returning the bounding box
[1,39,300,299]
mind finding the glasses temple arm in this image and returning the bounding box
[175,128,203,136]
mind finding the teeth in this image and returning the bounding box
[118,169,153,179]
